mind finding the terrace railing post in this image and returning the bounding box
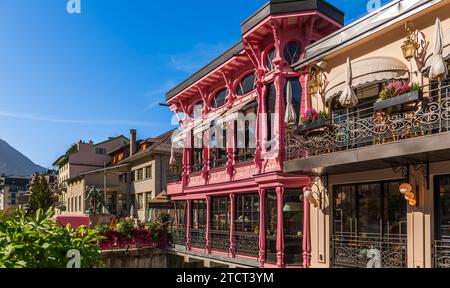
[186,200,192,251]
[206,196,212,254]
[276,186,285,268]
[258,188,266,267]
[229,193,236,258]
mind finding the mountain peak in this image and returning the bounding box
[0,138,47,177]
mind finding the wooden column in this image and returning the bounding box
[186,199,192,251]
[302,189,311,268]
[276,186,284,267]
[206,196,212,254]
[229,193,236,258]
[258,188,266,266]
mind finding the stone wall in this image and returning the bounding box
[101,248,168,268]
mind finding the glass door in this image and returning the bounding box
[265,190,277,264]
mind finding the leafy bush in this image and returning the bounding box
[94,225,110,235]
[115,219,134,234]
[0,209,104,268]
[0,209,18,222]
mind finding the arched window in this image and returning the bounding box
[212,89,228,109]
[284,41,302,65]
[284,78,302,121]
[236,73,256,96]
[266,48,276,71]
[191,101,204,119]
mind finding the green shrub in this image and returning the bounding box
[0,209,104,268]
[115,219,134,234]
[94,225,110,235]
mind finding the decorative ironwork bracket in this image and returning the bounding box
[305,173,329,210]
[383,158,430,190]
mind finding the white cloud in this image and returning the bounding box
[0,110,158,127]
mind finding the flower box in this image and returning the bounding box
[298,118,331,135]
[374,90,422,112]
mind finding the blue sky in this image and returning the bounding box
[0,0,391,168]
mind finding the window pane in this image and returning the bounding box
[266,83,276,146]
[212,89,228,108]
[284,78,302,121]
[334,185,357,234]
[237,73,256,96]
[265,190,277,264]
[267,49,276,71]
[437,175,450,240]
[357,183,382,235]
[235,193,260,233]
[283,189,303,265]
[284,42,302,65]
[384,181,406,236]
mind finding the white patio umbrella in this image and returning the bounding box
[429,18,448,80]
[339,57,358,107]
[284,80,297,125]
[129,205,135,218]
[169,138,177,166]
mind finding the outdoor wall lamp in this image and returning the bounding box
[399,183,417,206]
[304,189,318,208]
[402,22,420,61]
[308,65,328,108]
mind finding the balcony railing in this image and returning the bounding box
[169,227,186,246]
[287,81,450,161]
[434,240,450,268]
[210,229,230,252]
[332,233,407,268]
[190,228,206,249]
[234,231,259,257]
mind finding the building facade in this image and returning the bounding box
[109,129,181,221]
[0,176,30,211]
[53,135,129,215]
[284,0,450,268]
[166,0,344,268]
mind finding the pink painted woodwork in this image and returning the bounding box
[166,9,343,268]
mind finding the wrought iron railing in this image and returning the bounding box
[234,231,259,257]
[190,228,206,249]
[210,229,230,252]
[287,81,450,161]
[332,234,407,268]
[434,240,450,268]
[169,227,186,246]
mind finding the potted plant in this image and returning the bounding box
[373,80,422,112]
[298,109,331,134]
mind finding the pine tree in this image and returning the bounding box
[29,175,53,214]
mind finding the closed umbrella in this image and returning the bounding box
[339,57,358,107]
[284,80,297,125]
[429,18,448,80]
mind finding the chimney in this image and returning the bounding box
[130,129,137,156]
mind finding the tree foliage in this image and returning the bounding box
[28,175,53,214]
[0,209,104,268]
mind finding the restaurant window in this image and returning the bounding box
[435,175,450,240]
[266,82,276,150]
[191,199,207,248]
[211,196,230,251]
[266,48,276,71]
[209,121,228,168]
[333,180,407,237]
[236,73,256,96]
[235,193,260,256]
[282,189,304,265]
[284,78,302,121]
[212,89,228,109]
[172,201,188,246]
[191,131,204,172]
[283,41,302,65]
[235,101,257,163]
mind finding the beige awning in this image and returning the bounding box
[423,27,450,77]
[325,56,409,104]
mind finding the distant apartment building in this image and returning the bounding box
[109,129,182,221]
[53,136,129,214]
[19,170,60,211]
[0,176,30,211]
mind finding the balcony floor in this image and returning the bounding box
[284,131,450,175]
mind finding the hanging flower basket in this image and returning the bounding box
[373,81,423,112]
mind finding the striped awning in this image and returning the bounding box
[325,56,409,104]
